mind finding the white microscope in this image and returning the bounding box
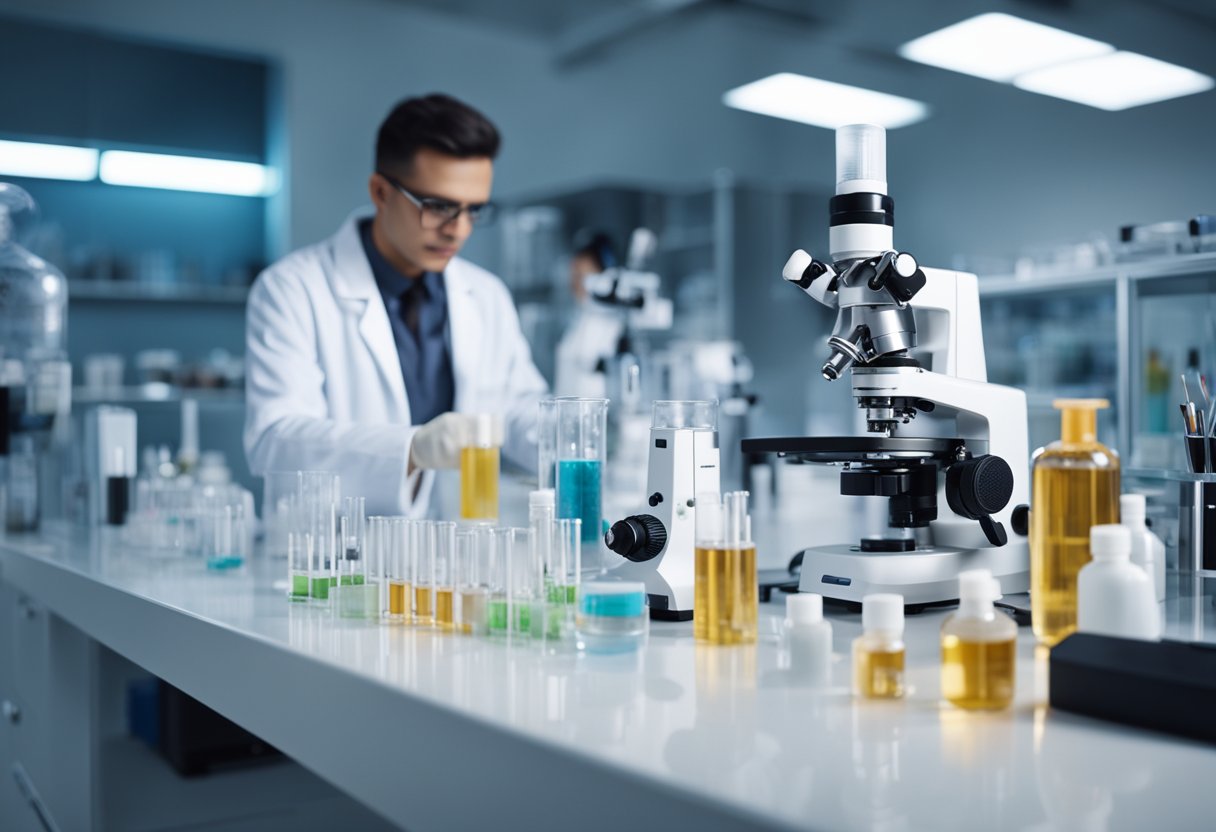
[604,400,720,620]
[743,124,1031,605]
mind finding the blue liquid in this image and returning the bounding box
[206,555,243,570]
[557,459,601,544]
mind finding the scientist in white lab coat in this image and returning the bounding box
[245,94,548,515]
[553,231,623,398]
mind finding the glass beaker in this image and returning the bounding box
[460,414,502,521]
[694,490,757,645]
[552,398,608,550]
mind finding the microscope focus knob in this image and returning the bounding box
[605,515,667,563]
[947,455,1014,546]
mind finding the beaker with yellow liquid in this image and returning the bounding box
[694,491,757,645]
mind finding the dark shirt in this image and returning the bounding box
[359,219,455,425]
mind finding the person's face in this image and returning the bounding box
[369,147,494,276]
[569,253,600,303]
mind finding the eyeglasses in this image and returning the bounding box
[378,171,497,229]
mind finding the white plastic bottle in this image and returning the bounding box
[783,593,832,687]
[1077,525,1162,641]
[853,594,905,699]
[1120,493,1166,603]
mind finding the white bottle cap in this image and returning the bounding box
[472,413,502,447]
[1120,493,1146,525]
[862,593,904,635]
[1090,524,1132,561]
[786,592,824,625]
[959,569,1001,603]
[529,488,555,508]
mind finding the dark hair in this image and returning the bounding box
[375,93,500,175]
[573,230,616,271]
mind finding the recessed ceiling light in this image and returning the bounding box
[1014,50,1214,110]
[723,73,929,130]
[0,139,99,181]
[898,12,1113,82]
[99,150,277,196]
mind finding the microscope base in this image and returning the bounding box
[796,542,1030,605]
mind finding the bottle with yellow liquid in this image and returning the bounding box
[411,520,435,626]
[460,414,502,522]
[432,521,456,630]
[1030,399,1120,646]
[941,569,1017,710]
[694,491,757,645]
[853,594,905,699]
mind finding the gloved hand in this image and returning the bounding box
[408,412,471,471]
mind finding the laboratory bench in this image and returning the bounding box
[2,525,1215,832]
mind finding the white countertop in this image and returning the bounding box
[3,524,1215,832]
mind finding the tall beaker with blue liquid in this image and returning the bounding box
[548,398,608,558]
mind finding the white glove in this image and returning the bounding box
[408,412,471,470]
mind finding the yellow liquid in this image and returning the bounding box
[435,587,455,629]
[460,446,500,520]
[941,636,1016,710]
[459,588,487,634]
[388,580,409,617]
[853,640,905,699]
[694,546,757,645]
[1031,446,1119,646]
[414,585,433,622]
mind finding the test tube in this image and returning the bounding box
[386,517,410,620]
[335,500,378,619]
[338,497,366,583]
[433,521,457,630]
[460,414,502,522]
[488,527,534,638]
[412,520,435,626]
[538,398,557,491]
[205,503,245,571]
[694,490,757,645]
[455,527,489,635]
[539,517,581,645]
[288,531,312,601]
[297,471,340,602]
[553,398,608,553]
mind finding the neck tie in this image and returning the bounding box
[401,279,427,341]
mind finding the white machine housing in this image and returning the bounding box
[797,266,1031,603]
[609,422,720,618]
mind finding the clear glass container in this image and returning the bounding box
[551,397,608,551]
[651,399,717,430]
[460,413,502,521]
[1030,399,1120,646]
[694,490,757,645]
[577,581,648,654]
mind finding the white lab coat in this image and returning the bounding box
[553,303,623,398]
[245,212,548,516]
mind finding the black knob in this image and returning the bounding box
[1011,504,1030,537]
[604,515,667,563]
[648,492,664,507]
[947,455,1014,520]
[947,455,1014,547]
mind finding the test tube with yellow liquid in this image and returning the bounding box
[411,520,435,626]
[460,414,502,522]
[433,521,457,630]
[694,491,757,645]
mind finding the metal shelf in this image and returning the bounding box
[68,280,250,304]
[72,385,244,406]
[978,251,1216,297]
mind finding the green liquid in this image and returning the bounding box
[488,598,509,631]
[547,584,576,604]
[338,574,365,585]
[290,573,309,600]
[311,577,331,600]
[487,598,531,633]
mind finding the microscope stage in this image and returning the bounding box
[741,436,986,464]
[796,542,1030,605]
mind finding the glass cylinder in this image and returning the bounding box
[651,400,718,430]
[204,503,246,571]
[461,414,502,521]
[294,471,340,603]
[433,521,457,630]
[262,470,298,560]
[455,527,489,635]
[694,490,757,645]
[411,520,435,626]
[384,517,410,619]
[552,398,608,549]
[538,398,557,491]
[488,528,534,638]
